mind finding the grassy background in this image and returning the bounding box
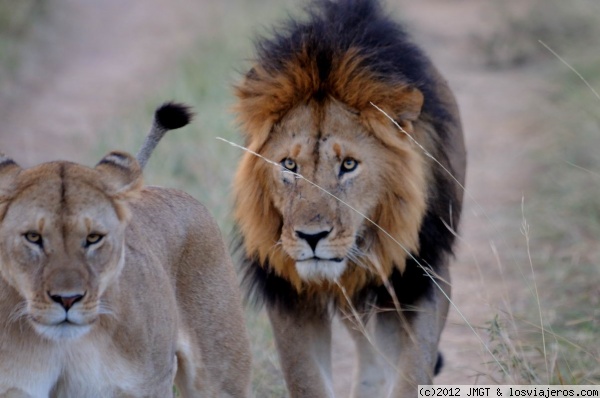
[526,61,600,383]
[0,0,44,82]
[475,0,600,384]
[92,0,296,232]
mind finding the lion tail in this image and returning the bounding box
[136,102,194,169]
[434,352,444,376]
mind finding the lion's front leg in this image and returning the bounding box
[342,315,389,398]
[267,303,334,398]
[0,388,34,398]
[374,265,451,397]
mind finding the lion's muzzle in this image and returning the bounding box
[295,229,331,255]
[281,221,357,281]
[49,292,85,311]
[290,229,347,281]
[29,289,95,340]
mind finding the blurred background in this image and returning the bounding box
[0,0,598,394]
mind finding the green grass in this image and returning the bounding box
[473,0,600,68]
[525,58,600,383]
[476,2,600,382]
[0,0,44,80]
[92,0,295,231]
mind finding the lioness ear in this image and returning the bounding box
[0,154,22,221]
[0,154,21,195]
[95,151,143,198]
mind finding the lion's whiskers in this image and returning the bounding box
[8,300,28,325]
[268,240,285,258]
[98,301,116,318]
[347,245,369,270]
[8,301,31,336]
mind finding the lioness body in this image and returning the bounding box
[233,0,465,396]
[0,156,251,397]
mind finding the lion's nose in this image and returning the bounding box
[295,229,331,252]
[49,293,85,311]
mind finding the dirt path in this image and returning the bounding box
[332,0,543,392]
[0,0,214,166]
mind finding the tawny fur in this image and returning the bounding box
[0,153,251,397]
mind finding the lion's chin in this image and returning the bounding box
[295,258,347,282]
[32,321,92,341]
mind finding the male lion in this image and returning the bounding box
[0,103,251,397]
[233,0,466,396]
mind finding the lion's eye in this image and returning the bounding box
[340,158,358,174]
[24,232,42,246]
[281,158,297,173]
[85,233,104,246]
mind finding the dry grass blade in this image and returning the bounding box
[564,160,600,179]
[334,281,402,374]
[538,40,600,101]
[520,197,549,381]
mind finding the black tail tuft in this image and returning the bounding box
[434,352,444,376]
[155,102,194,130]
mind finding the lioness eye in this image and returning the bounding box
[86,233,104,246]
[24,232,42,246]
[340,158,358,173]
[281,158,297,173]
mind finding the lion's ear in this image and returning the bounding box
[95,151,143,199]
[0,154,21,196]
[396,86,424,122]
[0,154,22,220]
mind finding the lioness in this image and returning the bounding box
[233,0,466,396]
[0,103,251,397]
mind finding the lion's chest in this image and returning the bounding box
[0,336,150,398]
[51,342,145,397]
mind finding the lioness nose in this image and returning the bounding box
[295,229,331,252]
[49,293,85,311]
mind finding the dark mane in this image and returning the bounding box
[235,0,463,314]
[250,0,453,131]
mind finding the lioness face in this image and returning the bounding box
[264,101,388,282]
[0,163,129,341]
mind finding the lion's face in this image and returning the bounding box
[263,101,386,281]
[232,98,426,289]
[0,154,141,341]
